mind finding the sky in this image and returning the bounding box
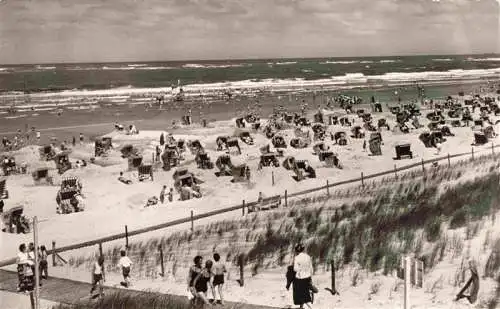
[0,0,499,64]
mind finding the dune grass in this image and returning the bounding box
[52,291,191,309]
[64,151,500,289]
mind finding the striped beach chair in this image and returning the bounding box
[61,176,82,192]
[57,188,78,214]
[138,165,153,182]
[0,178,8,199]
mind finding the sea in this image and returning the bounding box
[1,54,500,109]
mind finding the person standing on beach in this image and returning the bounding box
[292,244,316,309]
[212,253,227,305]
[187,256,204,303]
[79,133,84,145]
[16,244,30,292]
[72,136,76,147]
[168,188,174,202]
[192,260,215,306]
[90,256,105,297]
[118,250,133,287]
[456,260,480,304]
[39,245,49,280]
[36,131,41,144]
[159,185,167,204]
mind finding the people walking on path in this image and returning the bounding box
[90,256,105,297]
[192,259,215,306]
[291,243,317,309]
[212,253,227,305]
[187,256,203,304]
[118,250,133,287]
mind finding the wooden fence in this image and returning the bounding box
[0,143,499,267]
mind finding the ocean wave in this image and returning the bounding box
[35,65,56,70]
[101,65,174,71]
[320,60,358,65]
[432,58,453,62]
[467,57,500,62]
[127,64,148,67]
[182,63,248,69]
[274,61,297,66]
[1,67,500,103]
[379,59,402,63]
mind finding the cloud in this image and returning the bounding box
[0,0,498,63]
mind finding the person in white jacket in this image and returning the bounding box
[292,244,316,309]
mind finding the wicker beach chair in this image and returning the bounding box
[138,165,153,182]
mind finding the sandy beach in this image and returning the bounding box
[1,80,500,308]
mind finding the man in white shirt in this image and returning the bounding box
[292,244,316,309]
[118,250,133,287]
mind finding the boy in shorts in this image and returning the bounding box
[118,250,133,287]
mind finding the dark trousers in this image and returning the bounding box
[39,260,48,279]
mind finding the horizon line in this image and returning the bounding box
[1,51,499,67]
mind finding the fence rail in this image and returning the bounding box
[1,142,499,267]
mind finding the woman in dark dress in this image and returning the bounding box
[291,244,316,309]
[192,260,215,306]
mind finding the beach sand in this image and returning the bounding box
[1,81,499,308]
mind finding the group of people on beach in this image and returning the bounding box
[187,253,227,306]
[1,128,41,151]
[16,243,48,294]
[89,249,133,297]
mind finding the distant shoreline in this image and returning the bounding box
[0,79,494,147]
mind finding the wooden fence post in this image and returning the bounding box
[242,200,245,216]
[421,158,425,173]
[394,164,397,178]
[158,245,165,277]
[52,241,56,267]
[326,180,330,196]
[238,254,245,287]
[284,190,288,207]
[326,259,339,295]
[125,225,129,249]
[472,147,474,160]
[190,210,194,232]
[98,243,103,258]
[492,142,495,155]
[447,153,451,167]
[272,171,275,186]
[361,172,364,188]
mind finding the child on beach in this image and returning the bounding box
[168,188,174,202]
[118,172,132,185]
[159,185,167,204]
[39,245,48,279]
[212,253,227,305]
[118,250,133,287]
[90,256,105,297]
